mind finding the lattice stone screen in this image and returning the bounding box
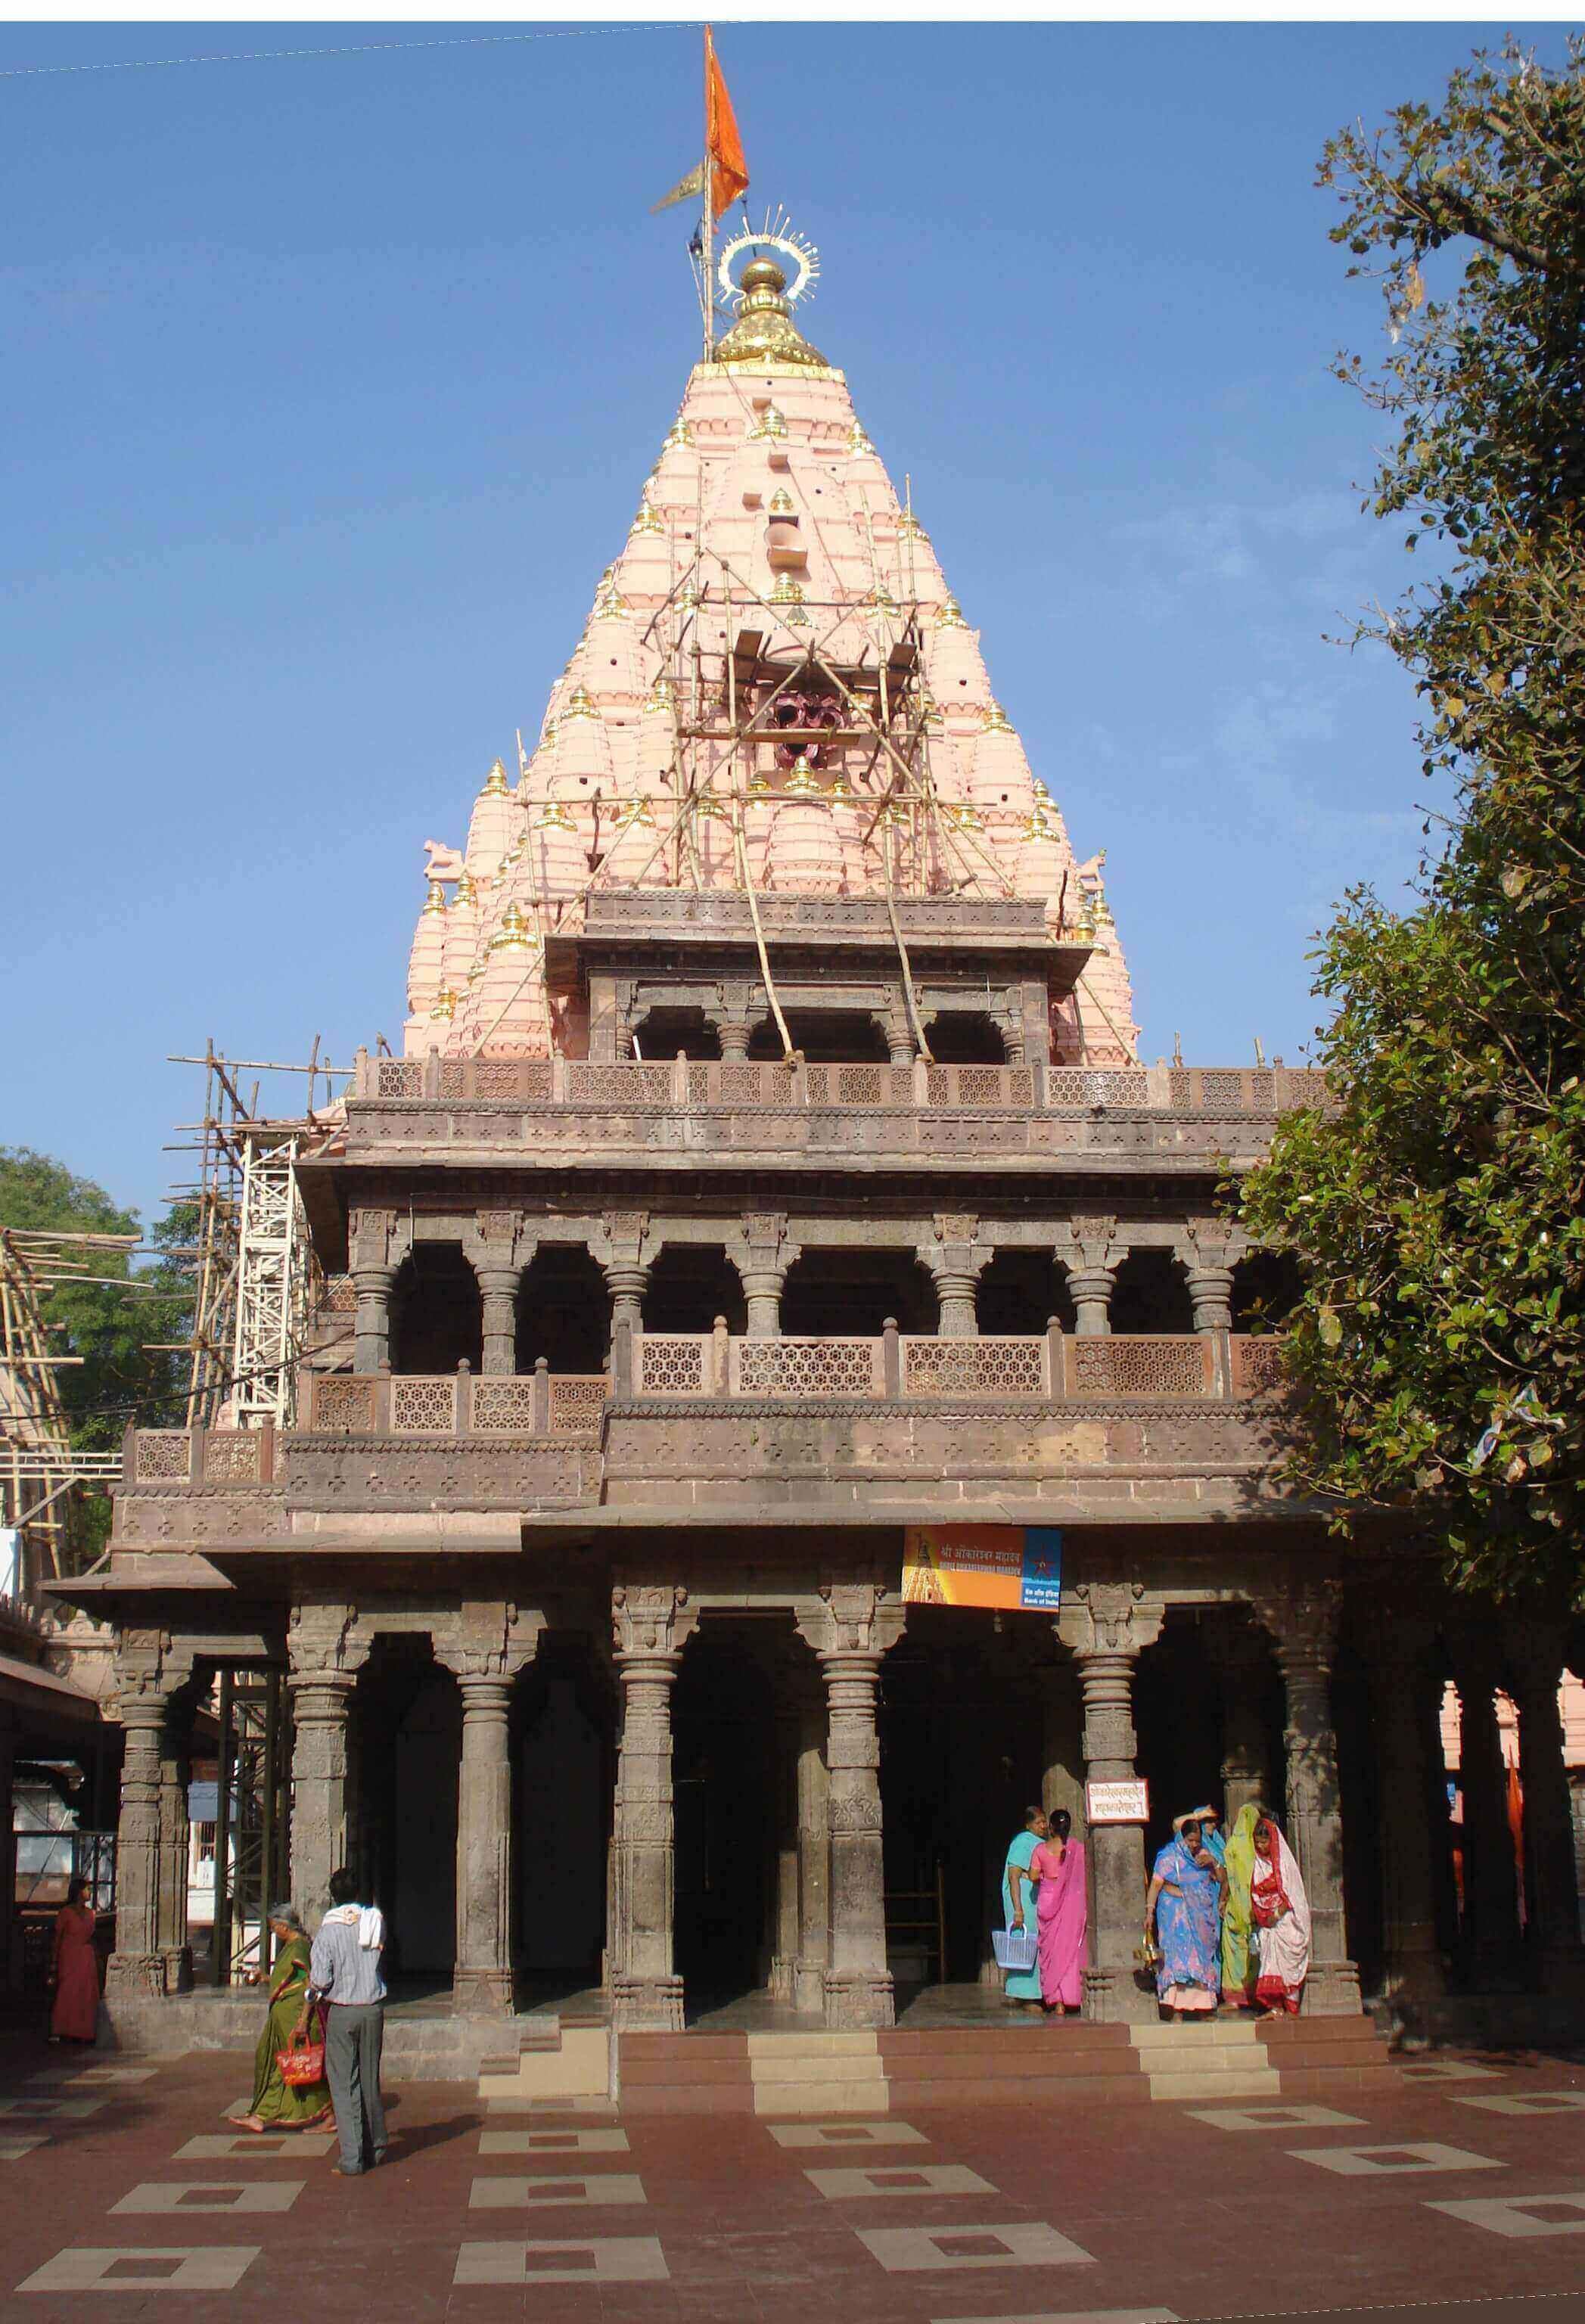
[203,1432,263,1484]
[548,1375,609,1434]
[1046,1068,1150,1108]
[134,1430,192,1482]
[322,1275,357,1313]
[391,1377,458,1433]
[377,1060,423,1098]
[1198,1070,1248,1111]
[1071,1337,1211,1397]
[471,1378,537,1432]
[903,1337,1048,1397]
[732,1338,884,1397]
[636,1335,710,1395]
[313,1377,377,1431]
[566,1061,673,1106]
[834,1064,885,1107]
[1231,1337,1286,1396]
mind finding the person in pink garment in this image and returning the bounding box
[1028,1807,1088,2015]
[48,1878,100,2044]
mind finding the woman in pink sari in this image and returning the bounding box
[1029,1808,1087,2015]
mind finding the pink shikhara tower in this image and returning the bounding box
[403,228,1139,1066]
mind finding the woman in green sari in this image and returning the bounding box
[231,1904,331,2133]
[1220,1803,1262,2006]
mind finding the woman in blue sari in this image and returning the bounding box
[1144,1812,1226,2018]
[1001,1807,1047,2009]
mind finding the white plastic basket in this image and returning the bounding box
[992,1925,1038,1973]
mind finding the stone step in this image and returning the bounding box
[1130,2019,1267,2049]
[747,2030,879,2057]
[1146,2067,1284,2102]
[752,2077,890,2117]
[477,2024,610,2104]
[897,2073,1153,2109]
[884,2047,1143,2083]
[746,2052,889,2086]
[1132,2041,1273,2071]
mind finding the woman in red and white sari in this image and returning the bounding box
[1249,1816,1310,2018]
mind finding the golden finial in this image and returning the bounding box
[645,673,679,716]
[1024,797,1061,845]
[630,498,665,537]
[676,579,702,616]
[482,758,510,797]
[848,418,875,455]
[592,569,629,622]
[896,511,929,543]
[935,593,968,630]
[919,695,944,732]
[661,414,694,452]
[827,767,854,803]
[454,870,478,908]
[534,799,577,832]
[694,791,732,822]
[618,794,657,829]
[422,879,448,915]
[430,986,457,1019]
[946,802,984,833]
[562,683,598,722]
[785,754,825,797]
[769,573,809,626]
[767,486,795,516]
[982,701,1014,735]
[747,770,773,797]
[491,900,537,952]
[747,401,789,442]
[716,256,828,371]
[539,715,559,751]
[864,579,899,618]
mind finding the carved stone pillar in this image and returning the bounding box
[768,1689,800,2002]
[885,1024,915,1067]
[156,1713,194,1995]
[609,1585,696,2030]
[1506,1617,1585,1986]
[715,1016,751,1060]
[1062,1216,1119,1338]
[1257,1582,1363,2015]
[797,1585,903,2028]
[1448,1630,1521,1984]
[1363,1614,1447,2006]
[352,1265,396,1375]
[733,1214,796,1341]
[286,1608,369,1930]
[921,1216,987,1340]
[437,1608,541,2017]
[594,1210,652,1350]
[602,1265,651,1337]
[794,1688,831,2016]
[106,1640,194,1999]
[1059,1582,1162,2021]
[474,1266,521,1378]
[1181,1218,1242,1334]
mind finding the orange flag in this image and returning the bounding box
[704,26,748,218]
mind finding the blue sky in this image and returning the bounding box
[2,20,1565,1226]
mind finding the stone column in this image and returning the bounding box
[921,1216,987,1340]
[1506,1617,1585,1987]
[156,1708,194,1995]
[1363,1614,1447,2006]
[474,1266,521,1378]
[715,1016,751,1060]
[1257,1582,1363,2015]
[797,1585,903,2029]
[734,1214,795,1341]
[886,1028,915,1067]
[794,1689,831,2016]
[1059,1582,1162,2022]
[352,1265,396,1374]
[1062,1216,1119,1338]
[1040,1658,1085,1838]
[1207,1618,1270,1825]
[768,1690,800,2002]
[1185,1264,1234,1334]
[105,1640,194,1999]
[602,1264,651,1338]
[286,1608,369,1929]
[453,1675,514,2013]
[1448,1630,1521,1984]
[609,1585,696,2030]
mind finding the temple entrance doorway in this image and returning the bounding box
[879,1612,1051,1993]
[354,1639,460,1992]
[517,1639,612,2000]
[1133,1608,1286,1870]
[672,1622,779,2004]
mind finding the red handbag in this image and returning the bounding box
[276,2024,325,2086]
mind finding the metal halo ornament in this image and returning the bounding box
[718,213,820,309]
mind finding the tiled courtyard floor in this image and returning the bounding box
[0,2034,1582,2321]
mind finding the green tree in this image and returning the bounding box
[1238,40,1585,1600]
[0,1149,192,1564]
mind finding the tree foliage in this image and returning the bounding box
[1238,40,1585,1601]
[0,1148,192,1563]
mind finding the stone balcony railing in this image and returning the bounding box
[355,1054,1327,1114]
[123,1331,1288,1486]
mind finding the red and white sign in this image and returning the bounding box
[1085,1778,1149,1825]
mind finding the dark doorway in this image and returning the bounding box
[390,1246,482,1376]
[672,1625,775,2001]
[644,1244,747,1335]
[748,1011,889,1063]
[977,1250,1077,1336]
[517,1244,610,1372]
[780,1249,940,1337]
[1109,1249,1195,1334]
[1231,1251,1303,1331]
[354,1641,460,1990]
[517,1639,611,1995]
[632,1006,720,1061]
[922,1012,1006,1064]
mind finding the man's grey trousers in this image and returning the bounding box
[325,2002,387,2173]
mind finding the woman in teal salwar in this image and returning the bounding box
[1002,1807,1048,2009]
[231,1905,331,2133]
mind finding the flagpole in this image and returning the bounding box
[701,29,715,361]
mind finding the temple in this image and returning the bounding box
[70,216,1583,2083]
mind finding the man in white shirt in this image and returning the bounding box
[300,1866,388,2176]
